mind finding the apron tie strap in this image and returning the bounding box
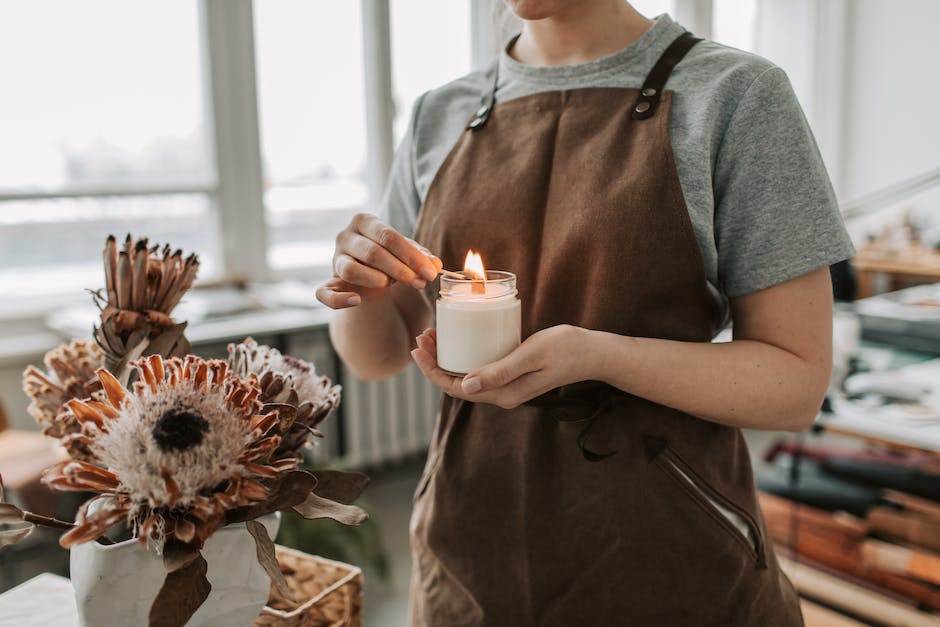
[526,391,618,462]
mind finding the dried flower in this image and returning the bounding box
[94,234,199,383]
[228,338,341,458]
[11,233,369,627]
[43,355,297,548]
[22,340,104,461]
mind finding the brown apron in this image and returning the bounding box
[410,33,803,627]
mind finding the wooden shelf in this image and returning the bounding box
[853,244,940,298]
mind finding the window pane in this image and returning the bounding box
[712,0,757,52]
[0,195,219,301]
[0,0,213,193]
[390,0,472,141]
[254,1,367,271]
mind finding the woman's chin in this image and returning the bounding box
[503,0,572,22]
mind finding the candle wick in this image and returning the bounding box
[470,272,485,295]
[439,269,467,280]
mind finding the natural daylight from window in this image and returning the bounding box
[0,0,754,308]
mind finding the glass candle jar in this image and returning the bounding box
[436,271,521,375]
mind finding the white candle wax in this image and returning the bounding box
[436,271,521,375]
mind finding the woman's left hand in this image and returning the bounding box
[411,325,597,409]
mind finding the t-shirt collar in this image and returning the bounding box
[498,14,685,85]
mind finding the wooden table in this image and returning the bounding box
[852,244,940,298]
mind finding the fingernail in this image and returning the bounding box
[347,295,361,306]
[421,267,437,281]
[411,278,427,289]
[462,377,482,394]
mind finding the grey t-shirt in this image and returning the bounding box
[379,14,856,325]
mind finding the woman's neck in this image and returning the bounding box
[509,1,654,67]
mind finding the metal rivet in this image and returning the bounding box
[476,104,490,117]
[641,87,657,97]
[635,101,651,113]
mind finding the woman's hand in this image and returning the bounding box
[411,325,597,409]
[316,213,442,310]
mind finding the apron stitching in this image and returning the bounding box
[654,454,760,562]
[655,446,767,568]
[660,446,767,567]
[657,91,723,335]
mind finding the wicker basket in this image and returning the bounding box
[254,545,363,627]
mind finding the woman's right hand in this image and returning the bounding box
[316,213,442,310]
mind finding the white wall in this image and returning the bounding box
[756,0,940,243]
[840,0,940,202]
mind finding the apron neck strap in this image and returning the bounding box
[632,31,702,120]
[467,30,701,130]
[467,59,501,131]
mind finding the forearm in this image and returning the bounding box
[329,286,423,380]
[588,331,829,431]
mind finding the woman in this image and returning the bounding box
[318,1,855,625]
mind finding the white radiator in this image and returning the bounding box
[337,363,442,468]
[284,331,441,469]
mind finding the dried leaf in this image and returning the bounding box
[149,545,210,627]
[0,503,24,523]
[0,526,33,549]
[144,322,188,359]
[225,470,317,525]
[163,538,202,573]
[310,470,369,505]
[292,492,368,526]
[246,519,293,601]
[115,333,150,386]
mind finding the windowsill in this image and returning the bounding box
[0,275,336,365]
[0,329,65,366]
[0,292,90,324]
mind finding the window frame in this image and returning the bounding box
[4,0,821,316]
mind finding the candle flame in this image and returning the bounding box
[463,250,486,280]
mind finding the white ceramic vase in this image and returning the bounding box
[70,512,280,627]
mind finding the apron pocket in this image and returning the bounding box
[646,437,767,568]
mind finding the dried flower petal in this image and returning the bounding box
[22,340,104,460]
[227,338,341,458]
[94,235,198,381]
[42,356,284,546]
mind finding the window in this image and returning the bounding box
[390,0,472,142]
[0,0,218,308]
[255,1,473,272]
[253,1,368,272]
[2,0,770,317]
[0,195,218,302]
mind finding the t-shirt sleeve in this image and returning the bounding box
[376,94,425,238]
[713,66,856,298]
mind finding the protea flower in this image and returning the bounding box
[22,340,104,461]
[42,354,297,548]
[93,235,198,384]
[228,338,341,459]
[12,232,368,627]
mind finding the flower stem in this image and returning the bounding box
[21,511,74,531]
